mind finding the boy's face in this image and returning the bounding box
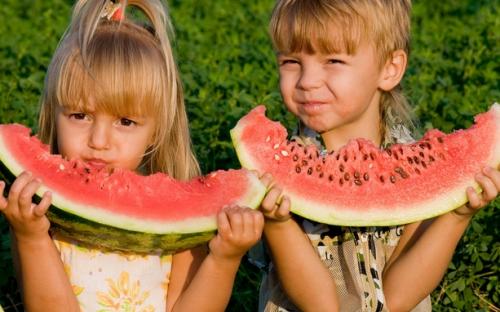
[277,41,388,148]
[55,98,155,172]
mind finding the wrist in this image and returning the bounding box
[206,252,243,268]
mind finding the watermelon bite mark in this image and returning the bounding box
[230,104,500,226]
[0,124,267,253]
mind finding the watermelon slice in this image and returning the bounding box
[0,124,267,253]
[230,104,500,226]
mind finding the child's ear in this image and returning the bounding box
[378,49,407,91]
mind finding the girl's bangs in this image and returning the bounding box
[271,2,367,55]
[57,31,165,119]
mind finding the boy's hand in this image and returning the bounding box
[259,172,292,222]
[454,166,500,217]
[0,171,52,241]
[209,205,264,262]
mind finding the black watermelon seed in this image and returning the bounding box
[387,150,392,156]
[295,166,301,173]
[307,167,313,175]
[293,155,299,161]
[363,173,369,181]
[429,155,435,162]
[302,159,308,166]
[419,152,425,158]
[380,176,385,183]
[344,172,350,181]
[329,175,334,182]
[354,179,362,186]
[437,137,444,143]
[354,171,360,179]
[316,165,322,172]
[407,157,413,164]
[339,164,345,172]
[363,154,369,161]
[390,175,396,183]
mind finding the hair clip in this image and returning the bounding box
[101,0,124,21]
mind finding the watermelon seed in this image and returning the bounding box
[336,154,340,160]
[437,137,444,143]
[363,173,370,181]
[307,167,313,175]
[295,166,301,173]
[395,167,409,179]
[354,179,362,186]
[273,143,280,149]
[291,146,295,152]
[390,175,396,183]
[363,154,369,161]
[429,155,435,162]
[85,177,89,183]
[316,165,322,172]
[302,159,308,166]
[354,171,360,179]
[421,161,427,169]
[413,156,420,164]
[59,164,65,170]
[339,178,344,186]
[319,172,324,178]
[343,154,348,162]
[329,175,334,182]
[419,152,425,158]
[339,164,345,172]
[387,150,392,156]
[407,157,413,164]
[368,163,374,169]
[293,154,299,161]
[394,153,399,160]
[322,158,326,164]
[266,136,271,142]
[84,168,90,174]
[344,172,350,181]
[274,154,280,161]
[370,152,376,160]
[309,154,313,160]
[380,176,385,183]
[415,168,421,175]
[281,150,289,157]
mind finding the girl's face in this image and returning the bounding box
[55,100,155,172]
[277,41,387,150]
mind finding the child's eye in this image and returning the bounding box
[327,58,344,64]
[118,118,136,127]
[280,59,299,66]
[69,113,88,120]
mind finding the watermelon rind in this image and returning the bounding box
[231,103,500,226]
[0,127,267,253]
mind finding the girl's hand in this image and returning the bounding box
[208,205,264,262]
[454,166,500,217]
[0,171,52,241]
[259,173,292,222]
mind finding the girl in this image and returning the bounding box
[257,0,500,311]
[0,0,264,311]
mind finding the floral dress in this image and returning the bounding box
[255,125,432,312]
[52,232,172,312]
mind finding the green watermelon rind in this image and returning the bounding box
[231,103,500,226]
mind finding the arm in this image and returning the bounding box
[167,206,264,312]
[260,174,339,312]
[0,173,79,312]
[383,166,500,311]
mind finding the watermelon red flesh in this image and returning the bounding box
[0,124,266,252]
[231,104,500,226]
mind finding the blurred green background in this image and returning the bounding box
[0,0,498,311]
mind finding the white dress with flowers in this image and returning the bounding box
[52,232,172,312]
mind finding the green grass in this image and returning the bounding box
[0,0,499,310]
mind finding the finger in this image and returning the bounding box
[8,171,33,202]
[252,210,264,237]
[483,167,500,191]
[33,191,52,217]
[226,206,244,238]
[18,178,42,215]
[466,186,482,209]
[275,196,291,220]
[476,173,498,202]
[261,187,283,212]
[259,172,274,188]
[0,181,7,210]
[216,208,231,239]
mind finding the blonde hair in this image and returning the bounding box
[270,0,416,144]
[38,0,199,179]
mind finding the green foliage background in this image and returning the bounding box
[0,0,498,310]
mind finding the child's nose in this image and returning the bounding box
[297,66,322,90]
[88,123,111,150]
